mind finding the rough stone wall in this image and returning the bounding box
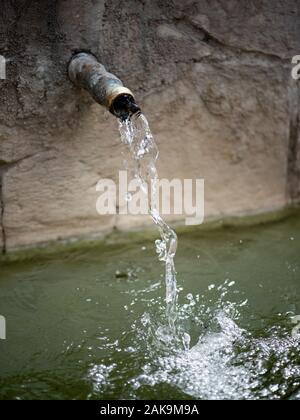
[0,0,299,251]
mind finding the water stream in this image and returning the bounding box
[119,113,182,345]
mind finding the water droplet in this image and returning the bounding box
[124,192,132,202]
[182,332,191,351]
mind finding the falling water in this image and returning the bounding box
[116,113,300,400]
[118,113,180,339]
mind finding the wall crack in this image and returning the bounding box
[0,172,7,254]
[0,154,36,253]
[171,16,288,62]
[287,82,300,204]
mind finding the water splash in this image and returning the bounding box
[128,281,300,400]
[118,114,179,340]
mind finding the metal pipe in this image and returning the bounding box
[68,52,140,119]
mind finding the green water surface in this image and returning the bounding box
[0,214,300,400]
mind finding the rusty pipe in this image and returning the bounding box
[68,52,140,119]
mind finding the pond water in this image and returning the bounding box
[0,213,300,400]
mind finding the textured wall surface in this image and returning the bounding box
[0,0,299,251]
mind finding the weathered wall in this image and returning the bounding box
[0,0,299,251]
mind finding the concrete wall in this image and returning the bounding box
[0,0,299,251]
